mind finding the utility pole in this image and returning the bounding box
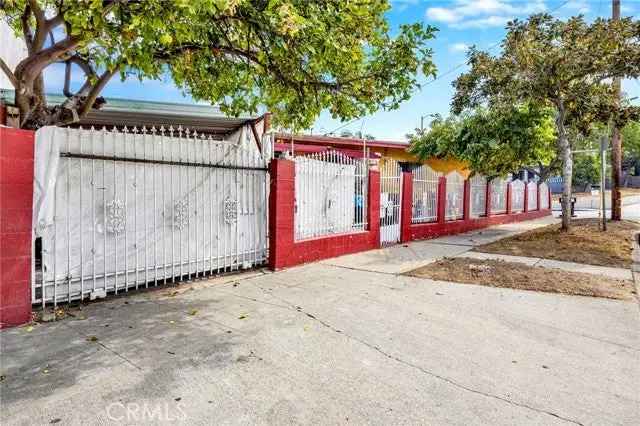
[611,0,623,221]
[600,136,609,231]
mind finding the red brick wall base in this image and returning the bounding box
[268,160,552,270]
[1,127,34,329]
[403,209,551,242]
[268,159,380,270]
[400,170,551,242]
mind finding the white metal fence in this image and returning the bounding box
[33,126,270,306]
[470,174,487,217]
[412,164,440,223]
[539,182,550,209]
[294,150,367,241]
[510,179,525,213]
[445,171,464,220]
[527,181,538,211]
[490,177,508,214]
[380,159,402,245]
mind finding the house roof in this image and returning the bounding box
[273,132,409,151]
[0,89,261,137]
[273,142,381,159]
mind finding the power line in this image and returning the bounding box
[418,0,573,91]
[325,0,574,137]
[324,117,362,136]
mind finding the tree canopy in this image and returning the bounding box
[0,0,437,129]
[450,13,640,229]
[408,105,556,179]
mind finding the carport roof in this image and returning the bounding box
[0,89,261,137]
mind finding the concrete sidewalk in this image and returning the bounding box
[1,215,639,425]
[321,215,558,275]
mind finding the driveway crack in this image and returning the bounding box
[63,323,143,371]
[250,282,584,426]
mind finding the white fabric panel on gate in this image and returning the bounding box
[33,126,268,303]
[295,157,356,240]
[33,126,61,237]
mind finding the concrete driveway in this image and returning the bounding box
[1,231,639,425]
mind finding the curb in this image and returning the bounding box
[632,231,640,308]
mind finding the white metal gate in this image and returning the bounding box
[294,151,368,240]
[412,164,440,223]
[470,174,487,217]
[445,171,464,220]
[380,159,402,246]
[32,126,270,306]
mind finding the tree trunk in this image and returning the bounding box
[14,85,49,129]
[556,106,572,231]
[14,66,50,129]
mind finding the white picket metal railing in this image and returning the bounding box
[490,177,508,214]
[445,171,464,220]
[539,182,550,209]
[510,179,525,213]
[470,174,487,217]
[412,164,440,223]
[33,125,270,306]
[379,159,402,245]
[527,181,538,211]
[294,150,368,241]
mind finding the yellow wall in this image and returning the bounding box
[373,147,471,179]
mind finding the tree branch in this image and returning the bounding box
[21,3,34,53]
[0,57,18,88]
[28,0,49,52]
[62,55,98,97]
[15,35,82,86]
[78,67,118,117]
[57,65,120,126]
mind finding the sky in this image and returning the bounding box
[42,0,640,141]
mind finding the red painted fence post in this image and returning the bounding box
[437,176,447,224]
[485,179,492,217]
[506,182,512,215]
[400,171,413,243]
[0,127,35,328]
[268,158,296,270]
[463,179,471,220]
[523,182,529,213]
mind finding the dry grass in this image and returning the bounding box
[475,219,640,268]
[407,258,635,300]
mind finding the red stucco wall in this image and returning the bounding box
[268,159,380,270]
[1,127,34,328]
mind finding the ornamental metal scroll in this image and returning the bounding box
[173,199,189,230]
[223,197,238,225]
[105,199,126,235]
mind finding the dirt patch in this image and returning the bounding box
[407,258,635,300]
[474,218,640,268]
